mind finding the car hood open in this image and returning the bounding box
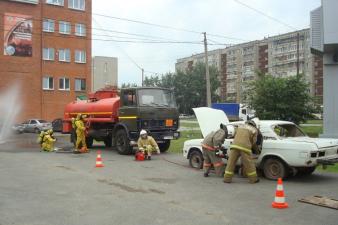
[193,107,229,138]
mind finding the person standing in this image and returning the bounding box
[74,114,88,153]
[224,120,259,184]
[201,124,228,177]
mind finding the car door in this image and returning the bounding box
[28,120,38,132]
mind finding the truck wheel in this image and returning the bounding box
[115,129,132,155]
[158,140,170,152]
[86,137,93,148]
[189,150,204,169]
[297,167,316,176]
[71,130,76,147]
[263,158,289,180]
[104,137,112,148]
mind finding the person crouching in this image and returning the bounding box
[137,130,160,160]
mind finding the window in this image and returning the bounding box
[58,49,70,62]
[122,90,137,106]
[30,120,37,124]
[43,77,54,90]
[46,0,64,6]
[75,50,86,63]
[59,77,70,90]
[59,21,71,34]
[75,23,86,36]
[43,19,54,32]
[68,0,85,10]
[75,78,86,91]
[43,48,54,60]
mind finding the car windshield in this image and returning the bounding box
[38,120,48,123]
[138,89,176,107]
[273,124,306,138]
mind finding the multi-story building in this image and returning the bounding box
[0,0,91,122]
[175,28,323,104]
[92,56,118,92]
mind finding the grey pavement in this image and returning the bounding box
[0,134,337,225]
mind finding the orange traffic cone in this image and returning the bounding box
[95,151,104,168]
[272,178,288,209]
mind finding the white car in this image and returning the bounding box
[183,107,338,180]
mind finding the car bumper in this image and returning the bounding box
[317,156,338,165]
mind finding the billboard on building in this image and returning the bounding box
[3,13,33,57]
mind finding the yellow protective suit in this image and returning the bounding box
[137,136,160,156]
[75,117,87,152]
[42,134,56,152]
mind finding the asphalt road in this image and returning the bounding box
[0,133,337,225]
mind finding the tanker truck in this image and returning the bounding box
[63,87,180,154]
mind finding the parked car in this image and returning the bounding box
[18,119,52,133]
[12,123,25,134]
[183,107,338,180]
[52,118,63,132]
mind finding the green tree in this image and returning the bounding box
[121,83,138,88]
[140,63,220,114]
[247,73,313,124]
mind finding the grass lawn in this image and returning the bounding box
[305,120,323,124]
[317,163,338,173]
[179,122,200,128]
[169,130,202,154]
[300,125,323,138]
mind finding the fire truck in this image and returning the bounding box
[63,87,180,154]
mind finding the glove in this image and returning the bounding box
[156,148,160,154]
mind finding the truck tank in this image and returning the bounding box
[63,90,120,133]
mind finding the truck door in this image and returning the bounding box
[119,89,138,132]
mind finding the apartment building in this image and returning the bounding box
[0,0,92,122]
[175,29,323,104]
[92,56,118,92]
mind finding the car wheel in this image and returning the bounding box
[263,158,289,180]
[297,167,316,176]
[115,129,132,155]
[86,137,93,148]
[158,140,170,153]
[189,150,204,169]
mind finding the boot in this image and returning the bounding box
[203,172,209,177]
[148,156,151,160]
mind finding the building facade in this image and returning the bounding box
[92,56,118,92]
[175,29,323,104]
[0,0,91,122]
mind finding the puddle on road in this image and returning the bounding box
[97,178,165,195]
[144,177,177,184]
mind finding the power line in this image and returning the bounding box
[232,0,298,31]
[93,13,247,42]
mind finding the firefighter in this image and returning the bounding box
[41,129,56,152]
[74,114,88,153]
[37,131,46,151]
[201,123,228,177]
[137,130,160,160]
[224,119,260,184]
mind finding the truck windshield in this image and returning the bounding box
[138,89,177,107]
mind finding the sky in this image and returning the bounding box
[92,0,321,86]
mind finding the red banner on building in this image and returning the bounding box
[3,13,33,57]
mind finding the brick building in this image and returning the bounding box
[0,0,91,122]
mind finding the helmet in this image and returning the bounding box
[226,125,235,138]
[81,114,87,119]
[76,114,82,120]
[140,130,147,136]
[246,120,256,128]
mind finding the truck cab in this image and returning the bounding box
[115,87,180,154]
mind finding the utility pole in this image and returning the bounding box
[141,68,144,86]
[296,32,300,76]
[203,32,212,107]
